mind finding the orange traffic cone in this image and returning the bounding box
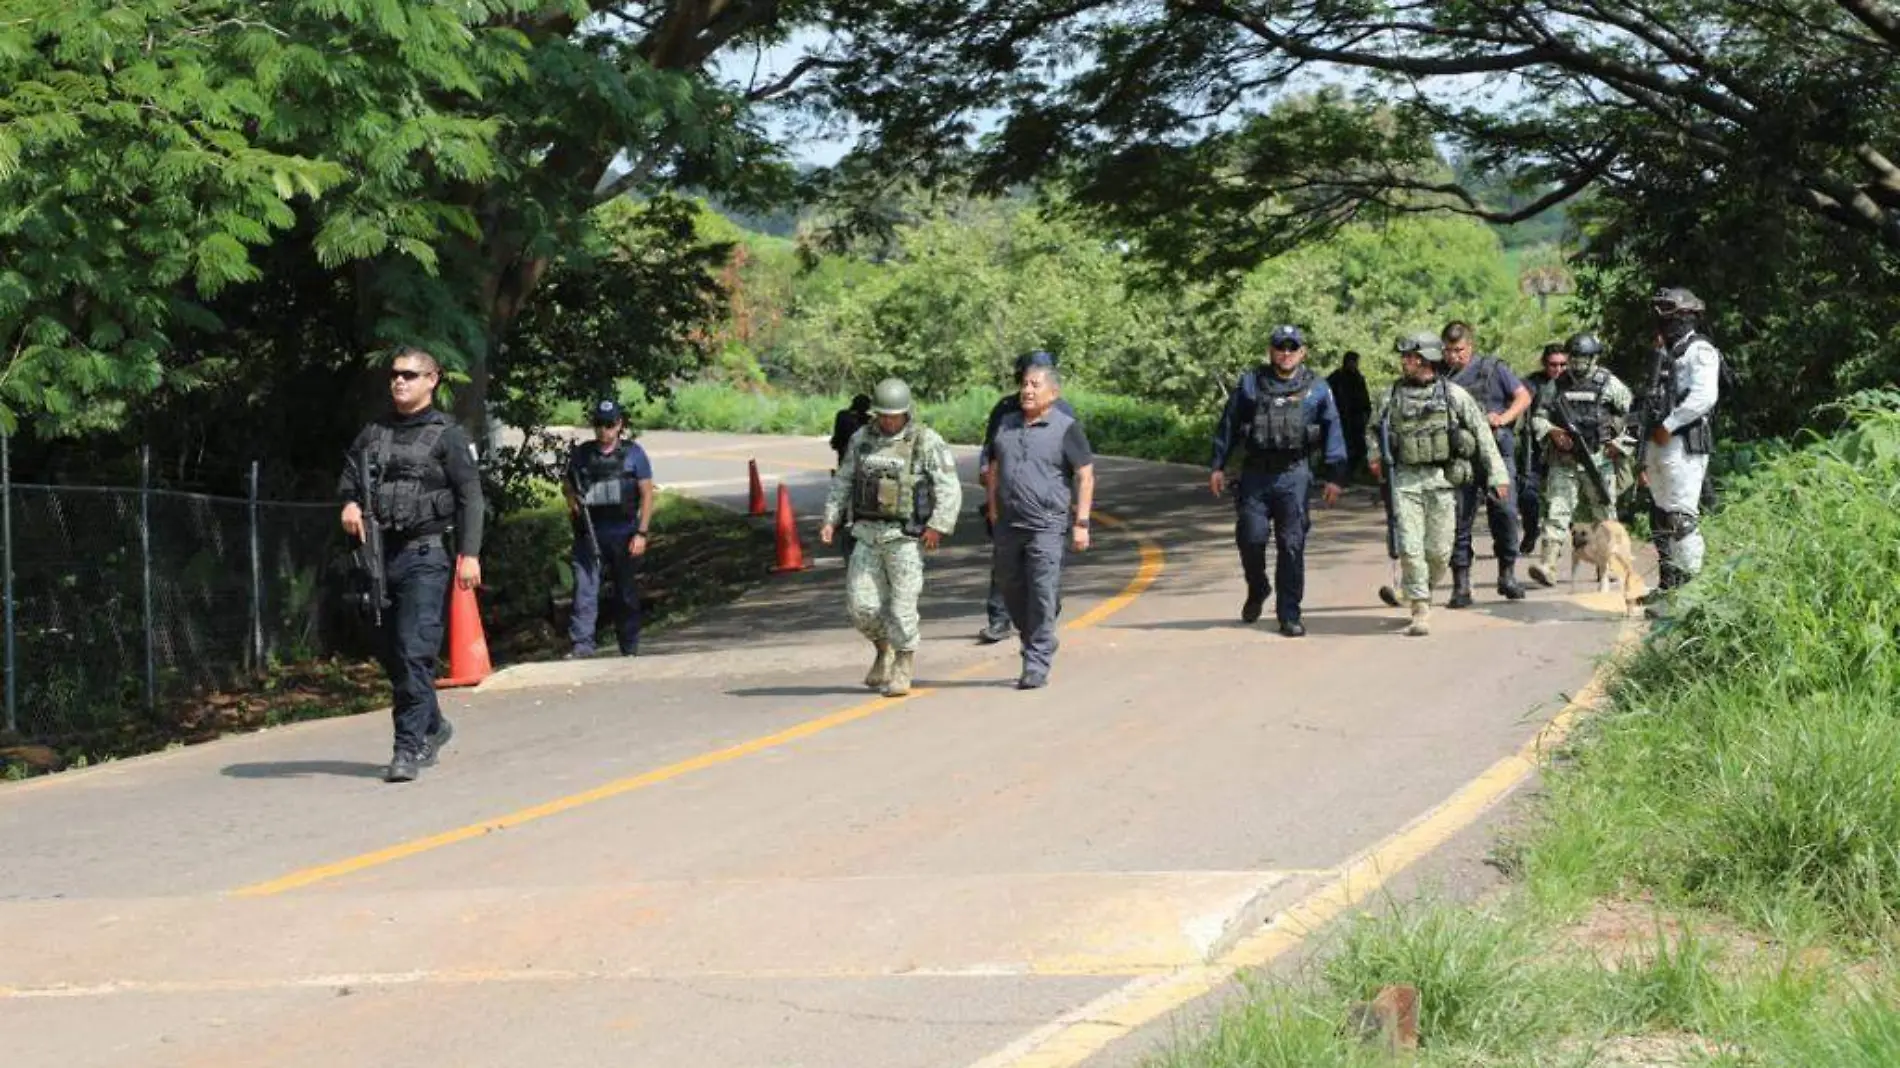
[770,482,810,573]
[436,566,493,688]
[747,459,766,516]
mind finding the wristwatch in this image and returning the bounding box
[1074,517,1091,529]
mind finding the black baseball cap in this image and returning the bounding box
[590,399,625,425]
[1270,325,1305,348]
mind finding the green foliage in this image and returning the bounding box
[1321,905,1551,1051]
[757,196,1567,417]
[1527,398,1900,937]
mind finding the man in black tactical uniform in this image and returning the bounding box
[1441,320,1533,606]
[1517,343,1566,556]
[339,347,485,783]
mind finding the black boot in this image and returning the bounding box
[1241,584,1267,624]
[1448,567,1474,609]
[1497,561,1526,601]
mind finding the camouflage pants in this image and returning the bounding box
[1393,473,1457,603]
[846,530,925,651]
[1537,453,1631,567]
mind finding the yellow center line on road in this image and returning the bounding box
[967,622,1642,1068]
[231,512,1166,898]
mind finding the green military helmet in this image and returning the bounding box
[1395,332,1446,362]
[870,377,913,416]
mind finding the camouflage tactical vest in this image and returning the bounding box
[851,429,922,523]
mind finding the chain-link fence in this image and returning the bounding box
[2,442,365,749]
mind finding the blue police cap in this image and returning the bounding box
[1270,325,1305,348]
[590,399,625,425]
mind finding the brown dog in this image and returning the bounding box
[1570,520,1648,612]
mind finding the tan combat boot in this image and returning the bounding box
[864,642,894,690]
[1405,600,1432,637]
[1527,544,1558,588]
[883,650,915,697]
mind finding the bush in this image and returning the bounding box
[1527,397,1900,936]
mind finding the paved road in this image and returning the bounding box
[0,430,1631,1068]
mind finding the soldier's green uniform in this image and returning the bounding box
[1527,334,1634,584]
[1367,334,1509,636]
[823,378,963,696]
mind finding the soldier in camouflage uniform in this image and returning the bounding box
[820,378,963,696]
[1526,332,1635,587]
[1367,334,1510,636]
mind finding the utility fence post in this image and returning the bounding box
[248,459,263,675]
[3,432,15,737]
[140,445,155,716]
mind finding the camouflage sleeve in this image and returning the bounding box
[1455,388,1510,490]
[922,431,963,535]
[823,430,859,528]
[1605,374,1635,414]
[1529,380,1555,441]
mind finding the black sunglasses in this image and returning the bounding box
[389,368,432,381]
[1271,341,1302,351]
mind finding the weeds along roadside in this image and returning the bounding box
[1152,396,1900,1066]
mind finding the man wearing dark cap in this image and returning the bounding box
[975,349,1079,644]
[563,399,655,659]
[1209,325,1348,637]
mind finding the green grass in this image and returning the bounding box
[1150,396,1900,1066]
[554,382,1215,465]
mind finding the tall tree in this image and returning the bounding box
[801,0,1900,273]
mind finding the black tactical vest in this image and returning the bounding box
[1453,355,1509,414]
[372,423,451,534]
[1559,368,1614,450]
[1647,333,1718,454]
[1247,367,1319,455]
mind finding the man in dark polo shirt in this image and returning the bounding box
[987,365,1095,689]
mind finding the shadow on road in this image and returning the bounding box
[221,760,387,780]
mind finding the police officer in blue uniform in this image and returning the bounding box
[564,399,655,659]
[1209,325,1348,637]
[1441,320,1533,606]
[339,346,484,784]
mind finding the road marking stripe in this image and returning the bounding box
[966,623,1641,1068]
[232,511,1162,897]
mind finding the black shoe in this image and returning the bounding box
[385,752,420,783]
[1278,620,1306,638]
[419,718,454,766]
[1497,568,1526,601]
[1016,671,1048,690]
[619,644,639,657]
[1378,585,1401,608]
[1241,589,1267,624]
[563,647,595,660]
[977,622,1013,644]
[1447,569,1474,610]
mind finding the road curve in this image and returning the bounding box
[0,430,1628,1068]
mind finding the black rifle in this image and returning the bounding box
[1376,409,1399,561]
[1546,391,1617,508]
[569,463,604,565]
[346,449,390,627]
[1375,405,1403,607]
